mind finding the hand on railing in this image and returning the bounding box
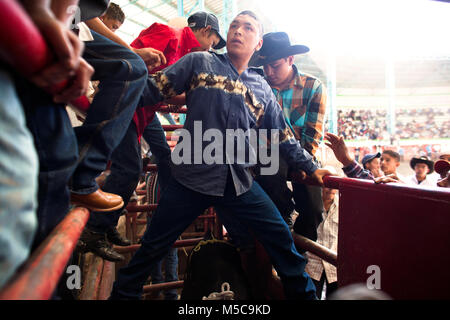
[374,174,401,184]
[292,168,334,186]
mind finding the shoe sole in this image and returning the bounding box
[71,200,124,212]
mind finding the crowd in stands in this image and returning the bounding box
[335,108,450,141]
[0,0,449,302]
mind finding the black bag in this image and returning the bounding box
[181,238,252,300]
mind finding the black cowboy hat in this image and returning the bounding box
[250,32,309,67]
[410,156,434,174]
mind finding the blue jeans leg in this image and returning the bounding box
[142,116,172,191]
[71,30,148,195]
[14,73,79,248]
[87,122,142,233]
[110,178,211,299]
[149,248,179,300]
[216,180,317,300]
[292,183,323,242]
[0,69,38,288]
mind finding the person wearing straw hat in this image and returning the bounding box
[405,156,437,187]
[251,32,327,243]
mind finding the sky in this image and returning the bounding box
[256,0,450,59]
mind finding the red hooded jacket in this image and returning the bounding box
[130,23,201,141]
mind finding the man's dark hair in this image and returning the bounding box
[237,10,264,37]
[190,26,215,36]
[103,3,125,24]
[382,150,400,162]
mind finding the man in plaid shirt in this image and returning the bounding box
[251,32,327,242]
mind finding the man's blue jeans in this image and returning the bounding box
[86,122,142,233]
[0,69,38,288]
[149,247,179,300]
[71,30,148,195]
[87,115,172,233]
[14,72,79,247]
[142,116,172,191]
[110,173,317,300]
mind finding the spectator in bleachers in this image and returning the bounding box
[336,108,449,141]
[405,156,437,187]
[361,152,382,178]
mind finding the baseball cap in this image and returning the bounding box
[187,12,226,50]
[361,152,381,166]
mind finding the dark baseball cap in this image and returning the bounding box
[187,11,226,50]
[362,152,381,166]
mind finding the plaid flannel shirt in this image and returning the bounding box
[269,65,327,157]
[305,196,339,283]
[342,160,374,180]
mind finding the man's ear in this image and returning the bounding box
[255,38,263,52]
[203,25,212,34]
[288,56,295,66]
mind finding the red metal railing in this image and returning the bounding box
[0,207,90,300]
[325,175,450,299]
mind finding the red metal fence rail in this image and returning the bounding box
[0,207,90,300]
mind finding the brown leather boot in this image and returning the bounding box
[106,227,131,246]
[71,189,124,212]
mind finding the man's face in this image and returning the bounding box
[226,14,262,59]
[101,17,123,32]
[196,27,220,51]
[365,158,382,178]
[263,57,294,88]
[437,171,450,188]
[322,187,337,202]
[380,154,399,175]
[414,163,429,179]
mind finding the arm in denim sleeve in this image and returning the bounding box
[261,94,318,175]
[139,52,197,107]
[300,81,327,157]
[342,160,374,180]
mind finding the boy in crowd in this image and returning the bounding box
[380,150,405,182]
[405,156,436,187]
[361,152,382,178]
[250,31,327,242]
[100,2,124,32]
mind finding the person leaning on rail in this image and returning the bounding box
[249,31,327,243]
[324,133,403,184]
[109,10,332,300]
[80,11,226,262]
